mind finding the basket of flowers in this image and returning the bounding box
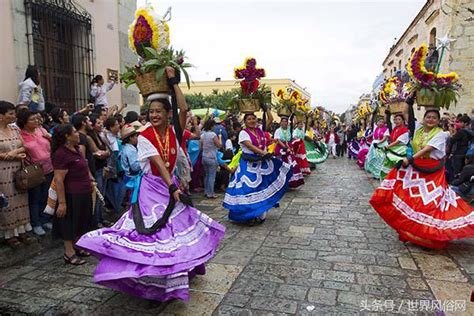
[232,58,269,113]
[379,74,411,114]
[407,44,460,109]
[274,88,297,117]
[120,6,192,96]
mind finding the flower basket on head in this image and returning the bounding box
[120,6,192,97]
[239,99,261,114]
[233,58,268,114]
[389,101,408,114]
[380,74,411,114]
[377,105,387,116]
[295,111,306,121]
[407,44,460,110]
[135,70,169,96]
[416,91,436,107]
[277,104,292,117]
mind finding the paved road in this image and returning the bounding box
[0,158,473,315]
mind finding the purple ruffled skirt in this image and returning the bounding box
[76,174,225,302]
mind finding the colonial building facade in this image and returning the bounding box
[0,0,140,113]
[382,0,473,115]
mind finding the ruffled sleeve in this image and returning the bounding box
[427,131,448,159]
[396,132,409,145]
[137,135,158,174]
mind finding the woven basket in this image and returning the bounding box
[135,70,169,97]
[277,106,292,117]
[295,111,306,121]
[239,99,260,113]
[416,92,436,107]
[389,101,407,114]
[377,106,387,116]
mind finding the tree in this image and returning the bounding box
[185,89,239,112]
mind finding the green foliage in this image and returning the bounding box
[120,47,192,89]
[185,90,239,112]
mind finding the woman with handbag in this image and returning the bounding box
[17,109,53,236]
[0,101,34,248]
[52,124,93,265]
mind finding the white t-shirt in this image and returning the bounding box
[328,134,335,145]
[225,139,233,151]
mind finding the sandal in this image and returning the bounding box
[63,253,86,265]
[18,233,35,244]
[5,237,22,249]
[75,249,91,257]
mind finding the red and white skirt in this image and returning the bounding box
[275,143,305,189]
[370,158,474,249]
[291,139,311,175]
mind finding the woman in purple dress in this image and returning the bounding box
[77,68,225,302]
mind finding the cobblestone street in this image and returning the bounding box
[0,158,473,315]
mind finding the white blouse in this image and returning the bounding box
[414,122,448,160]
[238,130,254,154]
[395,132,410,145]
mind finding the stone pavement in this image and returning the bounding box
[0,158,473,315]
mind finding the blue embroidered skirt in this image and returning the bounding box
[223,154,291,222]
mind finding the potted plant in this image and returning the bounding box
[407,44,460,109]
[120,6,192,96]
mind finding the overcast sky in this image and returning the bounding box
[137,0,426,113]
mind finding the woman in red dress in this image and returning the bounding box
[370,109,474,248]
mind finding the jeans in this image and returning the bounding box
[202,157,218,197]
[28,172,53,227]
[94,168,106,224]
[106,176,125,214]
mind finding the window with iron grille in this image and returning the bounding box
[25,0,94,113]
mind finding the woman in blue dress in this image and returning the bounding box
[223,110,292,224]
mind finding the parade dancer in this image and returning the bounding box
[274,116,304,189]
[364,118,389,179]
[304,120,329,165]
[223,109,292,224]
[371,109,474,249]
[77,68,225,301]
[292,121,311,175]
[380,114,409,179]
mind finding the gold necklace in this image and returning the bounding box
[153,127,170,168]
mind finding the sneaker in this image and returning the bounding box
[42,222,53,230]
[32,226,46,236]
